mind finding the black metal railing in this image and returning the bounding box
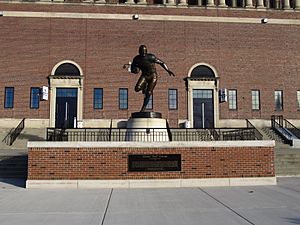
[271,115,294,144]
[246,119,263,140]
[271,115,284,128]
[47,127,258,142]
[284,119,300,139]
[4,118,25,146]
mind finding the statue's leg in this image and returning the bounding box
[140,76,157,112]
[135,76,146,92]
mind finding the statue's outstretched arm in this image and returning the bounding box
[155,58,175,77]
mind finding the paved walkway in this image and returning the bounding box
[0,177,299,225]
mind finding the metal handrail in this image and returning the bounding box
[46,127,257,142]
[8,118,25,145]
[271,115,293,144]
[246,119,263,140]
[284,119,300,139]
[166,120,173,141]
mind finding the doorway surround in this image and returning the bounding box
[48,60,84,128]
[186,63,219,128]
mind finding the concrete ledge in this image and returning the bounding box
[26,177,277,189]
[28,140,275,148]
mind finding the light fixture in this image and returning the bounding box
[132,14,139,20]
[261,18,268,24]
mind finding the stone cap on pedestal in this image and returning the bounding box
[131,112,162,118]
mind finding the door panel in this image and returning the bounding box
[193,90,214,128]
[55,88,78,128]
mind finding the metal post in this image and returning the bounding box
[202,103,205,129]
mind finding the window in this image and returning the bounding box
[94,88,103,109]
[30,87,40,109]
[297,91,300,110]
[275,90,283,111]
[119,88,128,109]
[4,87,14,108]
[168,89,178,110]
[146,95,153,110]
[251,90,260,110]
[228,89,237,110]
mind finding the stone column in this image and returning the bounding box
[198,0,203,6]
[218,0,227,7]
[137,0,147,4]
[125,0,135,4]
[232,0,237,7]
[283,0,290,9]
[167,0,176,5]
[256,0,265,7]
[178,0,188,5]
[295,0,300,9]
[206,0,215,6]
[245,0,254,7]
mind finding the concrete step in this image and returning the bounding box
[0,128,46,149]
[275,148,300,176]
[0,154,28,179]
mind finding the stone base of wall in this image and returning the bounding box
[26,177,277,188]
[27,141,276,188]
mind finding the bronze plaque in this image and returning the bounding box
[128,154,181,172]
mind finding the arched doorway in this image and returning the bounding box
[186,63,219,128]
[49,60,84,128]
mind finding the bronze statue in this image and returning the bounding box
[129,45,175,112]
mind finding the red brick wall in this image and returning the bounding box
[0,3,299,126]
[28,146,275,180]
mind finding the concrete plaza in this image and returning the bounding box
[0,177,299,225]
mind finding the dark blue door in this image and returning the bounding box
[55,88,78,128]
[193,89,214,128]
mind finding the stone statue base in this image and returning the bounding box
[126,112,169,142]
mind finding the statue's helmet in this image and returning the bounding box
[139,45,147,56]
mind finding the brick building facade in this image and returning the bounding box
[0,1,299,128]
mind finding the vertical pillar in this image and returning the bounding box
[295,0,300,9]
[218,0,227,7]
[137,0,147,4]
[125,0,135,4]
[167,0,176,5]
[206,0,215,6]
[275,0,281,8]
[178,0,188,5]
[198,0,203,6]
[232,0,237,7]
[245,0,254,7]
[95,0,106,3]
[283,0,290,9]
[256,0,265,7]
